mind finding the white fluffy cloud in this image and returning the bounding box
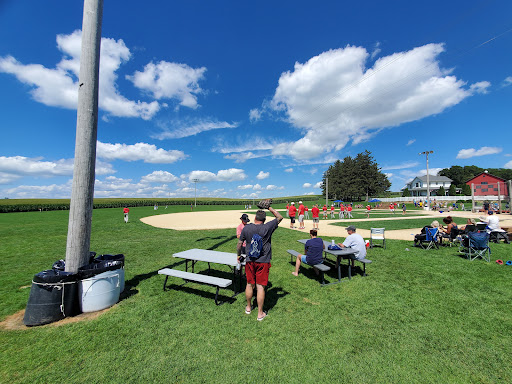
[257,171,269,180]
[503,76,512,87]
[127,61,206,109]
[314,182,322,188]
[268,43,485,160]
[303,183,312,188]
[505,160,512,169]
[0,30,208,120]
[285,168,294,173]
[0,155,114,184]
[406,139,416,146]
[97,141,186,163]
[182,168,247,183]
[456,146,502,159]
[140,171,179,183]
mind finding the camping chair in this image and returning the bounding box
[419,227,439,250]
[370,228,386,249]
[446,227,461,247]
[463,231,491,262]
[476,222,487,231]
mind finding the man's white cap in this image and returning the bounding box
[291,202,295,205]
[299,201,302,204]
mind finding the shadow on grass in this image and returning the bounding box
[194,235,237,251]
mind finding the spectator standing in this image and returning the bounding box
[292,229,325,276]
[330,204,335,218]
[311,204,320,230]
[323,204,328,219]
[298,201,305,229]
[285,203,290,218]
[288,202,297,229]
[402,203,407,215]
[238,206,283,321]
[304,205,309,220]
[236,214,250,255]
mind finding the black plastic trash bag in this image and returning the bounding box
[23,269,80,326]
[78,260,124,280]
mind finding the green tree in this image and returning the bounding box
[402,187,410,197]
[462,184,472,196]
[448,184,457,196]
[437,186,446,196]
[322,150,391,201]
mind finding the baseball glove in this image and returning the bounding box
[257,198,272,210]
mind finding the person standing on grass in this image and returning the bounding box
[365,204,371,218]
[288,202,297,229]
[402,203,407,215]
[298,201,305,229]
[236,213,250,256]
[304,205,309,220]
[286,202,290,218]
[389,203,395,214]
[338,225,366,268]
[339,204,345,219]
[123,206,130,223]
[323,204,328,219]
[238,206,283,321]
[312,204,320,230]
[292,229,325,276]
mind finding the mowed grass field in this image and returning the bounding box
[1,205,511,383]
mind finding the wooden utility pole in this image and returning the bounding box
[65,0,103,273]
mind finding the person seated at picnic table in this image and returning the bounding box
[292,229,325,276]
[337,225,366,268]
[484,211,510,243]
[413,220,440,246]
[440,216,458,240]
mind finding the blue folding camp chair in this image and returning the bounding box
[420,227,439,250]
[463,231,491,262]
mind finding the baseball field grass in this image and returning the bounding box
[1,205,511,383]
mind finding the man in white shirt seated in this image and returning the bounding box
[337,225,367,268]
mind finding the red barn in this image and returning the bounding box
[466,172,509,197]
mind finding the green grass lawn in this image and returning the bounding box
[1,206,511,383]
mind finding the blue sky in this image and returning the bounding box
[1,0,511,199]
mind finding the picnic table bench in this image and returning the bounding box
[159,249,243,305]
[286,249,331,286]
[158,268,232,305]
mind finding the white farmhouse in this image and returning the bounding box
[403,175,453,197]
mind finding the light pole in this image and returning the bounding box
[192,178,199,207]
[419,151,434,210]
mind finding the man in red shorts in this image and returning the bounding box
[237,205,283,321]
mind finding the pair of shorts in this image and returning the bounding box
[290,216,296,223]
[313,217,319,223]
[298,215,304,222]
[245,262,271,286]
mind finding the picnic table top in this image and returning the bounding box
[297,239,357,257]
[173,248,239,267]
